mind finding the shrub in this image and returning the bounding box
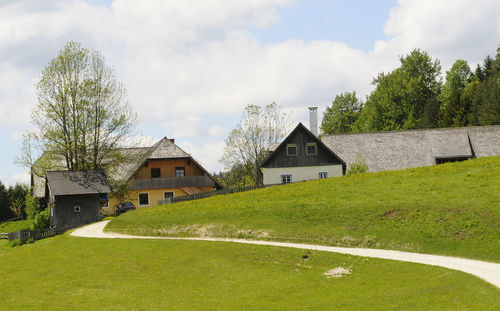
[32,209,50,230]
[346,155,369,175]
[9,239,24,247]
[25,191,42,220]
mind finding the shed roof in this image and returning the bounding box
[321,125,500,173]
[47,170,110,196]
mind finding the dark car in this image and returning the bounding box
[115,202,136,216]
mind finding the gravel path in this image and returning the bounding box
[71,220,500,289]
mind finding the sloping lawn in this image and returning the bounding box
[107,155,500,262]
[0,235,498,310]
[0,219,32,233]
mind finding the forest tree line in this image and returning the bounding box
[321,47,500,135]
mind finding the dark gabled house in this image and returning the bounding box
[261,123,346,185]
[47,170,110,227]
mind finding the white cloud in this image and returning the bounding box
[2,172,30,187]
[178,140,226,173]
[1,0,500,175]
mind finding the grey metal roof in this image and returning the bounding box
[321,125,500,173]
[47,170,110,196]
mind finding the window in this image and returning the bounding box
[286,144,297,156]
[175,167,185,177]
[151,168,161,178]
[138,193,150,206]
[319,172,328,179]
[99,193,109,208]
[74,205,81,213]
[164,192,174,199]
[306,143,317,156]
[281,174,292,184]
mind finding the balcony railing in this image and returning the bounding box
[131,175,215,190]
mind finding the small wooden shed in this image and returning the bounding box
[46,170,110,228]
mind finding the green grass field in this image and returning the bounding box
[0,235,499,310]
[107,155,500,262]
[0,219,32,233]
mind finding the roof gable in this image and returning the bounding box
[261,122,346,169]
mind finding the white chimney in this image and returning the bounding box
[309,107,318,136]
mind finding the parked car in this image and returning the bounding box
[115,202,136,216]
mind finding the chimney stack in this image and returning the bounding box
[309,107,318,136]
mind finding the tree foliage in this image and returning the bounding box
[323,46,499,135]
[320,91,362,134]
[220,103,292,186]
[17,41,136,190]
[355,49,442,132]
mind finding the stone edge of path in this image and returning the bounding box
[71,220,500,290]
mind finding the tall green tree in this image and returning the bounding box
[320,91,362,134]
[356,49,442,132]
[220,103,292,186]
[18,42,137,183]
[438,60,472,127]
[0,181,11,221]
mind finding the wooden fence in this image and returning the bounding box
[7,227,65,242]
[158,183,283,205]
[0,232,7,240]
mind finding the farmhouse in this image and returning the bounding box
[46,170,110,227]
[261,122,346,185]
[321,125,500,172]
[32,137,222,214]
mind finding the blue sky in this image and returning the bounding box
[0,0,499,185]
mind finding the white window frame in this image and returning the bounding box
[306,142,318,156]
[138,192,150,207]
[74,205,81,213]
[164,191,174,199]
[281,174,292,184]
[319,172,328,179]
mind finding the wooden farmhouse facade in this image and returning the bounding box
[33,137,222,215]
[106,137,222,212]
[261,123,346,185]
[46,170,110,227]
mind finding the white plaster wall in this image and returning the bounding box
[262,165,343,185]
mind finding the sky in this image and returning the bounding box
[1,0,499,186]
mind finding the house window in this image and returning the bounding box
[164,192,174,199]
[74,205,81,213]
[175,167,185,177]
[151,168,161,178]
[286,144,297,156]
[281,175,292,184]
[306,143,317,156]
[319,172,328,179]
[99,193,109,208]
[138,193,150,206]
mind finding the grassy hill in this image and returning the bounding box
[107,155,500,262]
[0,235,499,310]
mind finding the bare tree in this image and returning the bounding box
[17,41,136,180]
[220,103,292,185]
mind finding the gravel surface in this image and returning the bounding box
[71,220,500,289]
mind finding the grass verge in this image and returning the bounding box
[107,155,500,261]
[0,235,498,310]
[0,219,32,233]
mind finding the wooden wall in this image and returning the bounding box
[264,128,343,168]
[51,194,100,227]
[134,159,204,179]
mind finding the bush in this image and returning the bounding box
[9,239,24,247]
[347,155,369,175]
[32,209,50,230]
[25,191,42,220]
